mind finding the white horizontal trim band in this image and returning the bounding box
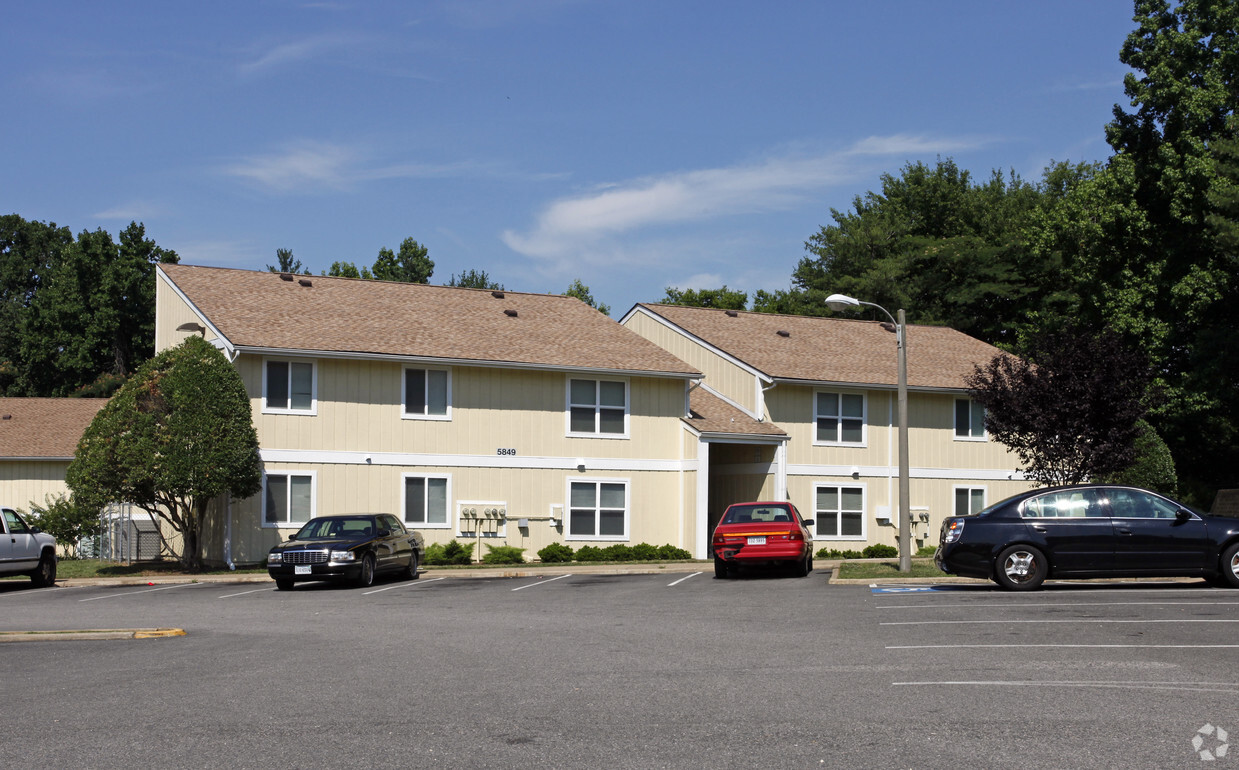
[260,448,691,473]
[787,464,1025,481]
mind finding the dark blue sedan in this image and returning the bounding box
[935,485,1239,590]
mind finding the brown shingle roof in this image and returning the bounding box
[684,389,787,438]
[161,265,699,377]
[637,304,1004,390]
[0,398,108,459]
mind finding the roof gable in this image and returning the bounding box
[0,398,108,459]
[160,265,699,377]
[635,304,1005,390]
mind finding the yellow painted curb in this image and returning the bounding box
[0,628,186,642]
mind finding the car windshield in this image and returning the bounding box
[294,517,377,539]
[721,504,795,524]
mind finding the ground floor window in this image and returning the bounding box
[567,479,628,539]
[264,473,314,526]
[404,475,450,527]
[815,485,864,539]
[954,486,986,516]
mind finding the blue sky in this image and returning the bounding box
[3,1,1138,315]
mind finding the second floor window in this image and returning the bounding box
[265,360,315,413]
[404,368,450,419]
[815,391,864,444]
[955,398,986,440]
[568,378,627,436]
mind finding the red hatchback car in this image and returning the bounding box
[711,502,814,578]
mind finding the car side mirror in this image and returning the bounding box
[376,528,391,538]
[30,526,42,534]
[287,534,297,541]
[1175,509,1192,522]
[802,519,814,526]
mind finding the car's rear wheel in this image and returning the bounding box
[30,552,56,588]
[790,553,811,578]
[713,556,730,579]
[275,578,295,591]
[1218,543,1239,588]
[356,554,376,588]
[994,545,1047,591]
[403,551,420,580]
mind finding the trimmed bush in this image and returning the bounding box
[574,545,605,562]
[657,544,692,560]
[630,543,659,560]
[602,544,634,561]
[482,544,525,564]
[424,540,475,565]
[537,543,575,563]
[862,544,899,559]
[815,548,863,559]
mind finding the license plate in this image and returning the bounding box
[294,565,312,575]
[747,536,766,545]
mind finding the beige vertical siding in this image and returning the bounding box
[155,274,221,353]
[624,312,758,414]
[0,461,72,513]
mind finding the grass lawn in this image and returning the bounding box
[833,558,949,579]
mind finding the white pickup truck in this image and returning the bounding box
[1,507,57,587]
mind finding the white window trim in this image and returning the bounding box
[262,358,318,415]
[565,376,630,440]
[812,482,867,541]
[401,473,452,529]
[564,477,630,541]
[812,390,867,447]
[953,485,987,517]
[402,366,452,421]
[954,398,987,442]
[261,470,317,528]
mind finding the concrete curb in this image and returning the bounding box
[0,628,186,643]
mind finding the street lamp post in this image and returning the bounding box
[824,294,911,573]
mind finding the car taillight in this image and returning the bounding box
[943,519,965,544]
[787,529,804,541]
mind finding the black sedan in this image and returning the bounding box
[267,514,425,590]
[935,484,1239,591]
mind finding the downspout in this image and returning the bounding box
[758,377,777,422]
[685,377,703,417]
[225,494,235,570]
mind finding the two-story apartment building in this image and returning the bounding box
[156,265,707,567]
[621,304,1032,556]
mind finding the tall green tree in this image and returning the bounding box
[660,286,748,309]
[323,261,373,279]
[0,215,73,394]
[266,247,307,275]
[372,237,434,284]
[66,336,262,571]
[564,279,610,316]
[447,269,504,290]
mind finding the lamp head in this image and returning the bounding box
[825,293,859,312]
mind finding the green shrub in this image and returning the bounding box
[816,548,863,559]
[424,540,475,565]
[916,545,937,557]
[630,543,659,560]
[657,544,692,560]
[602,544,633,561]
[482,544,525,564]
[574,545,605,562]
[862,544,898,558]
[537,543,575,563]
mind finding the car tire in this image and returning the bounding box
[791,553,810,578]
[356,554,376,588]
[275,578,295,591]
[1218,542,1239,588]
[29,551,56,588]
[714,556,730,579]
[994,545,1047,591]
[403,551,420,580]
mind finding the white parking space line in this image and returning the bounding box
[880,618,1239,626]
[512,574,572,591]
[218,587,276,598]
[892,680,1239,694]
[888,643,1239,649]
[876,600,1239,610]
[667,572,702,587]
[363,577,445,595]
[79,583,195,602]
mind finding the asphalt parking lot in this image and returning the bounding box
[2,570,1237,769]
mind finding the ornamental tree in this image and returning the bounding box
[965,327,1154,487]
[66,336,262,571]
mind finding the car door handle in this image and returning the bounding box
[1116,527,1132,535]
[1032,525,1047,532]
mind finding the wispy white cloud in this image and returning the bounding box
[173,239,265,268]
[238,33,367,74]
[92,202,162,221]
[502,134,987,263]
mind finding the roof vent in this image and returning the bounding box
[298,278,313,287]
[1,414,10,421]
[280,273,294,281]
[504,308,518,317]
[492,290,505,299]
[725,310,738,317]
[776,329,790,337]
